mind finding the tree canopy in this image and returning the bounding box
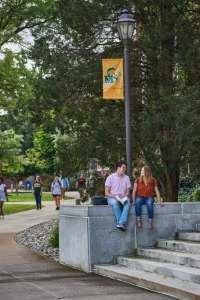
[1,0,200,201]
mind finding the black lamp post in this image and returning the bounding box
[117,9,136,192]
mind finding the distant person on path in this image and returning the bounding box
[105,161,131,232]
[32,176,43,210]
[51,176,61,210]
[76,173,86,189]
[25,179,31,190]
[87,174,96,188]
[0,177,8,219]
[132,166,164,229]
[76,173,86,201]
[59,175,69,201]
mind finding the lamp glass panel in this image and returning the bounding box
[127,22,135,39]
[119,21,128,39]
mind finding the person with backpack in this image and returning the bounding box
[59,175,69,201]
[32,175,43,210]
[51,176,61,210]
[132,166,164,229]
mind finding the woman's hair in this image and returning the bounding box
[140,166,153,185]
[35,176,43,185]
[0,177,3,183]
[54,177,61,186]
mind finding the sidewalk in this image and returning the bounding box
[0,191,176,300]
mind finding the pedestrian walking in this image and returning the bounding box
[0,177,8,219]
[51,176,61,210]
[32,176,43,210]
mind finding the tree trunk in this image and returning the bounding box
[160,169,180,202]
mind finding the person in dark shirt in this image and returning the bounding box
[76,174,86,188]
[32,175,43,210]
[76,174,86,201]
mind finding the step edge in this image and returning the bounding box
[93,264,200,300]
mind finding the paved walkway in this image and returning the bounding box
[0,191,176,300]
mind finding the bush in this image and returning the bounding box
[192,187,200,202]
[48,225,59,248]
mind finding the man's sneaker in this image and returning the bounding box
[0,215,4,219]
[116,223,127,231]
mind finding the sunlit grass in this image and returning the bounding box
[3,204,37,215]
[7,192,73,202]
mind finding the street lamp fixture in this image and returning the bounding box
[117,9,136,193]
[117,9,135,41]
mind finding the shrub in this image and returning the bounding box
[192,187,200,202]
[48,225,59,248]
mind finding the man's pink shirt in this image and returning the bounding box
[105,173,131,197]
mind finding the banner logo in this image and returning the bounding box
[102,59,124,99]
[104,67,122,84]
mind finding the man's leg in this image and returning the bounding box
[107,197,122,224]
[118,198,131,225]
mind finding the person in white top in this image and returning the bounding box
[0,177,8,219]
[51,176,61,210]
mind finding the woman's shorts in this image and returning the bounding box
[53,194,61,197]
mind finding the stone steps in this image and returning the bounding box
[177,231,200,242]
[137,248,200,268]
[157,239,200,254]
[117,256,200,284]
[93,230,200,300]
[93,264,200,300]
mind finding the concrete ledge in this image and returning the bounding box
[59,202,200,272]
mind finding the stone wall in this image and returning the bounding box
[59,203,200,272]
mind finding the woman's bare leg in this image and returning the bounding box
[0,201,4,216]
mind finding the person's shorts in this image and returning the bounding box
[53,194,61,197]
[61,188,68,192]
[0,197,5,202]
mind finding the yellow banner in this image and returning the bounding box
[102,59,124,99]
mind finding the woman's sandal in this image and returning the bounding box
[137,219,142,228]
[148,220,153,229]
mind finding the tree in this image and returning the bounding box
[26,0,200,201]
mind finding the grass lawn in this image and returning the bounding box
[7,192,73,202]
[3,204,37,215]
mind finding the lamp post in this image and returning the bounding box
[117,9,136,192]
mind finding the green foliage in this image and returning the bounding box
[48,224,59,248]
[0,0,200,202]
[79,174,106,203]
[192,187,200,202]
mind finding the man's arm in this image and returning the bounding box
[122,188,130,198]
[105,186,118,200]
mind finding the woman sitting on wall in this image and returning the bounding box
[132,166,164,229]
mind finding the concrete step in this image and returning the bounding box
[117,256,200,284]
[178,232,200,242]
[157,239,200,254]
[93,264,200,300]
[196,224,200,232]
[137,248,200,268]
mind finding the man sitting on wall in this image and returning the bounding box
[105,161,131,232]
